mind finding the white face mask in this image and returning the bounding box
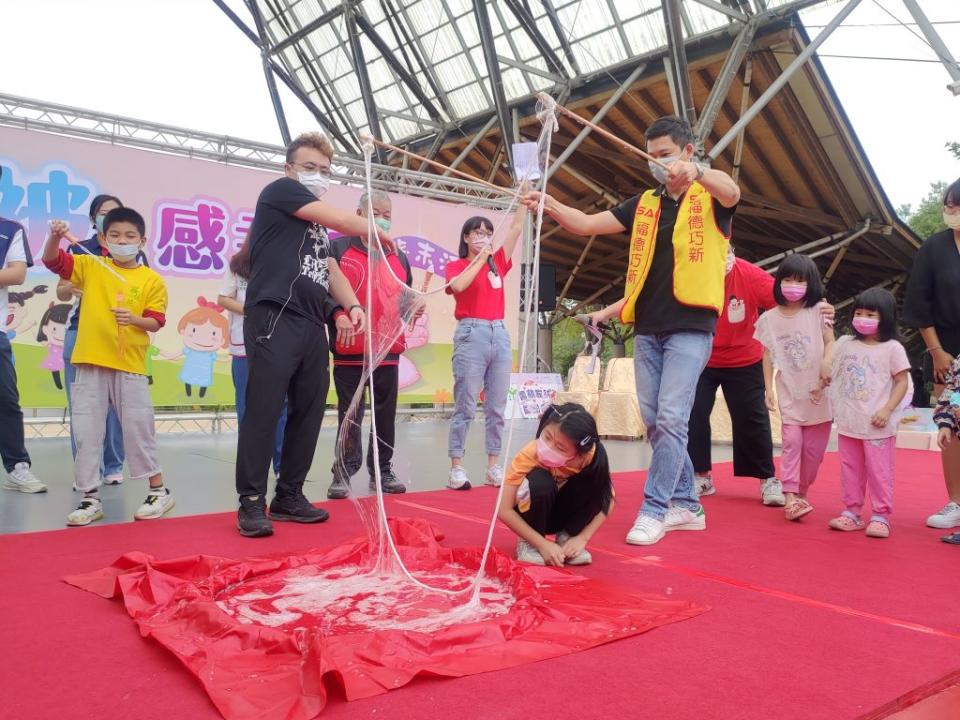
[298,172,330,199]
[725,248,736,275]
[944,211,960,230]
[107,243,140,261]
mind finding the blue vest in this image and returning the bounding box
[0,217,33,268]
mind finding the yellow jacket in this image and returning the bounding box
[620,182,730,324]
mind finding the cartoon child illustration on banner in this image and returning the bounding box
[161,296,229,398]
[6,285,49,366]
[36,302,71,389]
[399,270,433,389]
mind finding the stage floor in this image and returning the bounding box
[4,420,734,534]
[1,447,957,720]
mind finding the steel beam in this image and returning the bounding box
[473,0,515,168]
[384,0,454,115]
[761,221,871,273]
[546,62,647,182]
[344,7,384,159]
[709,0,864,160]
[269,4,349,57]
[541,0,582,75]
[245,1,291,145]
[437,114,498,180]
[502,0,568,79]
[354,13,443,121]
[695,18,758,149]
[497,55,564,83]
[901,0,960,94]
[729,56,753,183]
[690,0,749,22]
[661,0,698,126]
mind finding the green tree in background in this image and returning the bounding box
[896,143,958,238]
[898,181,948,238]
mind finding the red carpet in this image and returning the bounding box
[1,448,958,720]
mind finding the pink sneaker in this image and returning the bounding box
[866,520,890,538]
[829,515,865,532]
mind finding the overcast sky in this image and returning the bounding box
[3,0,958,209]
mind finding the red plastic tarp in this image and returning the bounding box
[65,518,708,720]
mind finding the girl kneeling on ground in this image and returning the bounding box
[497,403,614,566]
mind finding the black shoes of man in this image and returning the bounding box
[237,492,329,538]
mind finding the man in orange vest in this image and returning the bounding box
[524,115,740,546]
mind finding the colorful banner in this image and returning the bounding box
[0,126,517,408]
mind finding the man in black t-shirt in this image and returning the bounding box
[235,132,390,538]
[523,116,740,547]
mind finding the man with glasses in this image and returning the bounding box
[234,132,389,538]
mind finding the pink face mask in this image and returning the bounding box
[536,437,573,468]
[852,317,879,336]
[780,282,807,302]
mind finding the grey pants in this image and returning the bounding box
[71,365,161,493]
[447,319,512,459]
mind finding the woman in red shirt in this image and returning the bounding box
[444,207,523,490]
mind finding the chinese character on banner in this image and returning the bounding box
[688,215,704,231]
[394,237,408,254]
[688,247,704,263]
[154,199,229,276]
[415,241,437,272]
[18,170,92,243]
[637,222,651,237]
[230,210,254,253]
[0,163,26,221]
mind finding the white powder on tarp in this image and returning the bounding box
[216,564,516,634]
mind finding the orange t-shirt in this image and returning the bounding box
[505,440,596,489]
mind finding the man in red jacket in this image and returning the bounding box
[327,190,413,499]
[687,247,832,505]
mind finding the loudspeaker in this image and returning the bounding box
[519,263,556,311]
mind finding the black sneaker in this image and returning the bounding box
[269,492,329,523]
[237,496,273,537]
[327,477,350,500]
[369,469,407,494]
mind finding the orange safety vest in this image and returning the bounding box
[620,182,730,324]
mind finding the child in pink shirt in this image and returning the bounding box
[828,289,911,538]
[753,255,834,521]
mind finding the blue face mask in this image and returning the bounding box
[107,242,140,261]
[374,217,391,233]
[95,215,106,234]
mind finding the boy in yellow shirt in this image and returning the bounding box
[44,209,172,526]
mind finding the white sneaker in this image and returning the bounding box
[516,538,545,565]
[664,505,707,531]
[3,462,47,493]
[135,488,176,520]
[103,473,124,485]
[555,531,593,565]
[927,502,960,529]
[447,466,471,491]
[626,514,666,545]
[67,497,103,526]
[485,464,504,487]
[761,477,786,507]
[695,474,715,497]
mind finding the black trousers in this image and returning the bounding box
[332,363,398,478]
[0,334,30,472]
[687,362,775,480]
[517,468,603,537]
[235,303,329,499]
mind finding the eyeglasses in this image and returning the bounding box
[470,229,494,239]
[293,162,332,178]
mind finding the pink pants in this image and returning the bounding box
[838,434,895,520]
[780,422,832,495]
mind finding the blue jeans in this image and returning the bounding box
[232,356,286,476]
[448,319,512,459]
[634,331,714,520]
[63,326,124,477]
